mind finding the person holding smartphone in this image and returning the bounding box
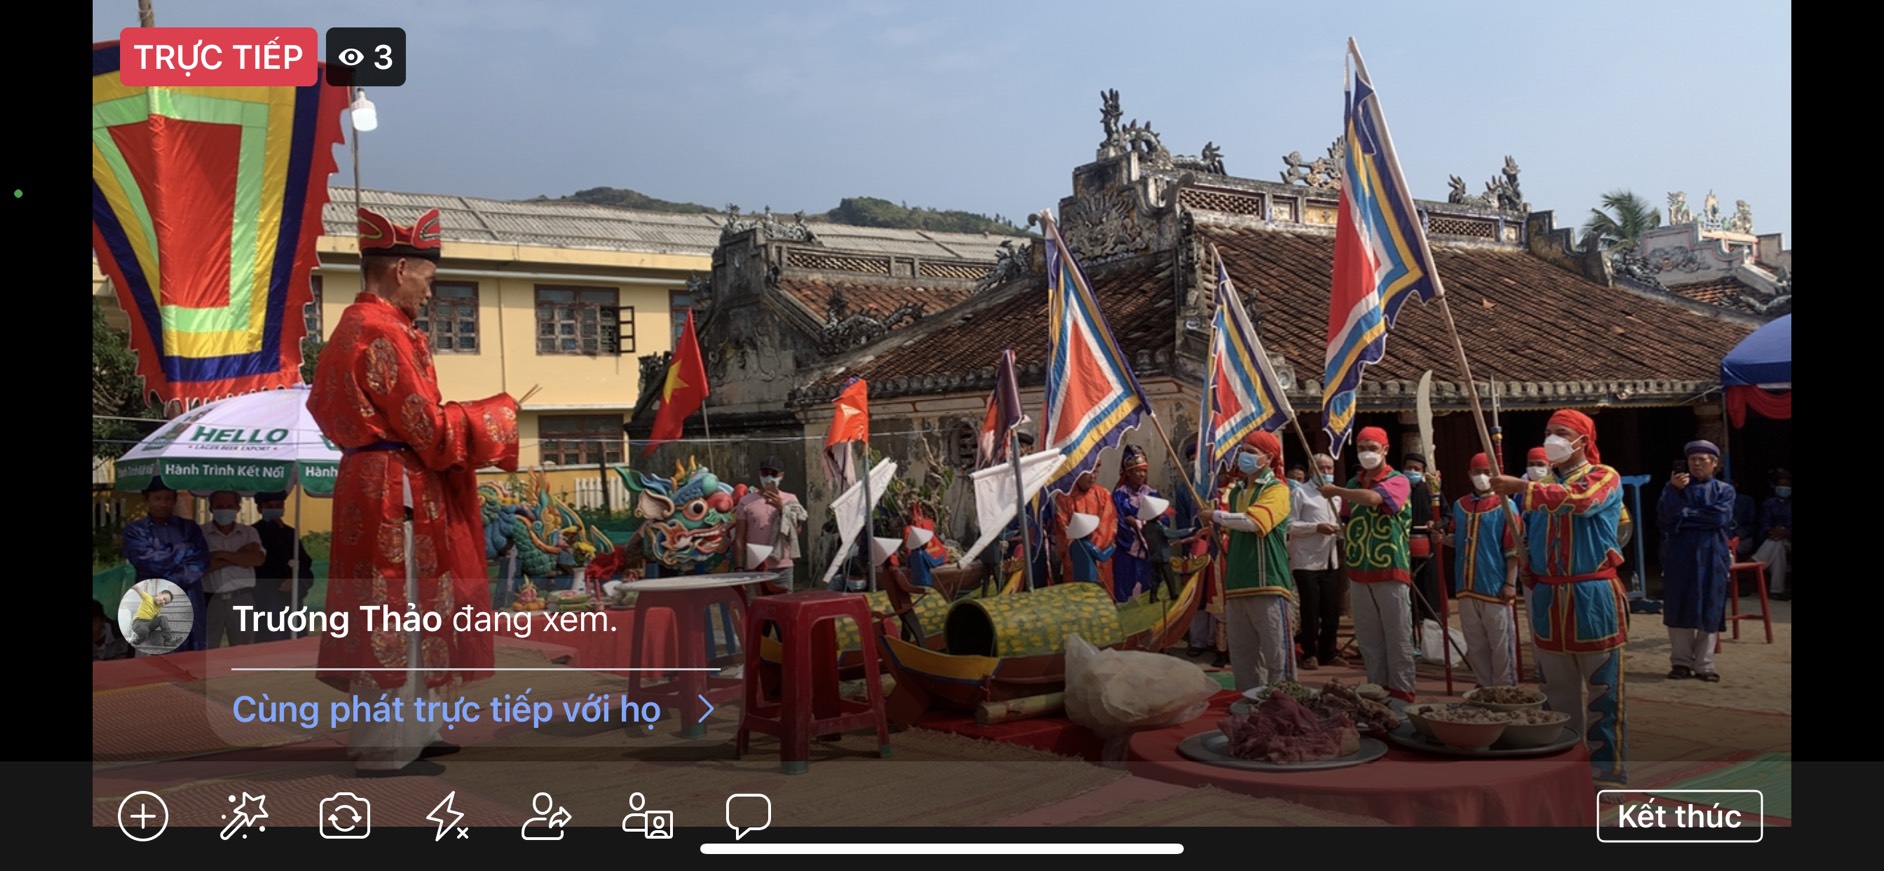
[735,456,806,591]
[1657,441,1736,682]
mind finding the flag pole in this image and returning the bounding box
[1008,429,1036,592]
[1434,288,1502,477]
[858,439,876,594]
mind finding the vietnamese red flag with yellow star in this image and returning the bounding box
[644,310,708,455]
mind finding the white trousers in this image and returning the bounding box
[1459,598,1517,687]
[346,673,443,771]
[1225,596,1292,692]
[1350,582,1417,698]
[1667,627,1717,674]
[1752,539,1790,594]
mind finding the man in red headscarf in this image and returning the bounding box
[310,207,521,777]
[1208,431,1296,690]
[1451,453,1522,687]
[1492,409,1628,787]
[1319,426,1417,702]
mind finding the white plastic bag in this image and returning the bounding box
[1063,633,1221,739]
[1418,618,1467,666]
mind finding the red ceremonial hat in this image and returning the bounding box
[1356,426,1389,449]
[358,207,442,261]
[1547,409,1600,464]
[1243,431,1285,477]
[1470,453,1491,471]
[1526,447,1548,464]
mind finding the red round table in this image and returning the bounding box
[1123,696,1597,826]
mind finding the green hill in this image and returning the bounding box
[530,188,1026,235]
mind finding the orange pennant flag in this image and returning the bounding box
[825,377,869,446]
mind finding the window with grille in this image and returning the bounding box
[670,289,692,342]
[953,422,978,469]
[415,282,479,353]
[535,286,625,355]
[537,414,625,466]
[304,275,323,336]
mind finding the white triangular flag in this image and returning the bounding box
[957,448,1066,567]
[819,458,899,589]
[746,543,773,569]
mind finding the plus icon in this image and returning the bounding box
[118,791,169,842]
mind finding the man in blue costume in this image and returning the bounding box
[121,479,209,652]
[1658,440,1736,682]
[1110,446,1158,602]
[1491,410,1629,787]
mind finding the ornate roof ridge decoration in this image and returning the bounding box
[722,204,819,244]
[974,238,1038,294]
[1280,139,1345,189]
[1668,190,1755,236]
[1446,156,1526,213]
[1097,89,1227,175]
[817,287,925,355]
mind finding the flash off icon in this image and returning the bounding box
[326,27,405,87]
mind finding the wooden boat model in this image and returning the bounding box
[876,559,1205,726]
[752,561,993,676]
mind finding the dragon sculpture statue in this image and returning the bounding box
[612,456,738,576]
[478,469,615,589]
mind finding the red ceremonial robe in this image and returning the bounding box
[309,293,519,694]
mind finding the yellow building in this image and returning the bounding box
[95,187,720,531]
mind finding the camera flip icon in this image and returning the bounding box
[320,792,371,839]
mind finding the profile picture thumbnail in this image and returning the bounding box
[119,579,193,655]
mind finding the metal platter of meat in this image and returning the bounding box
[1216,694,1362,764]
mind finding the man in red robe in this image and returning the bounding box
[310,206,520,776]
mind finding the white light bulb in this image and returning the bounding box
[350,92,377,132]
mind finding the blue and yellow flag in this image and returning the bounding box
[1201,250,1293,481]
[1040,213,1148,497]
[1322,38,1442,459]
[92,42,346,407]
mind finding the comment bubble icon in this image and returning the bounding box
[724,793,771,840]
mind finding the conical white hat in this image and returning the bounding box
[1066,512,1100,540]
[1137,496,1170,522]
[746,543,773,568]
[904,526,934,551]
[870,536,902,565]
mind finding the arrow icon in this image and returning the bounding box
[427,791,465,842]
[549,807,572,828]
[698,694,715,723]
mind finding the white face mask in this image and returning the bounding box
[212,509,238,526]
[1526,465,1551,481]
[1543,434,1579,463]
[1358,451,1383,470]
[1471,474,1491,492]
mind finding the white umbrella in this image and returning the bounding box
[115,385,340,618]
[115,385,340,497]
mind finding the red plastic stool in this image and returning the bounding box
[626,586,746,738]
[1717,561,1774,653]
[736,591,891,774]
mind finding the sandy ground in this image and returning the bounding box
[1615,594,1790,713]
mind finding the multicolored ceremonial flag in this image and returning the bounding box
[1039,212,1148,496]
[644,309,708,455]
[91,42,346,408]
[1322,38,1442,459]
[821,377,870,490]
[1200,248,1293,480]
[976,349,1028,468]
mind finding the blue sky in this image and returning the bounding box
[94,0,1792,243]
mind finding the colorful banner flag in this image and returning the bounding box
[822,376,869,491]
[1322,37,1442,459]
[1202,250,1294,478]
[91,42,346,407]
[644,309,708,455]
[1040,213,1148,496]
[976,350,1029,468]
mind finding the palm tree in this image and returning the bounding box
[1582,190,1662,251]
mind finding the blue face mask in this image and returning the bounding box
[1237,453,1263,475]
[1405,471,1424,485]
[1774,486,1791,498]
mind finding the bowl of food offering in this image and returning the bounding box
[1464,686,1547,713]
[1422,705,1515,751]
[1403,704,1446,740]
[1494,709,1572,749]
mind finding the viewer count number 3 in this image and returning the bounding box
[325,28,405,87]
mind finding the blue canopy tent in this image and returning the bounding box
[1720,313,1791,483]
